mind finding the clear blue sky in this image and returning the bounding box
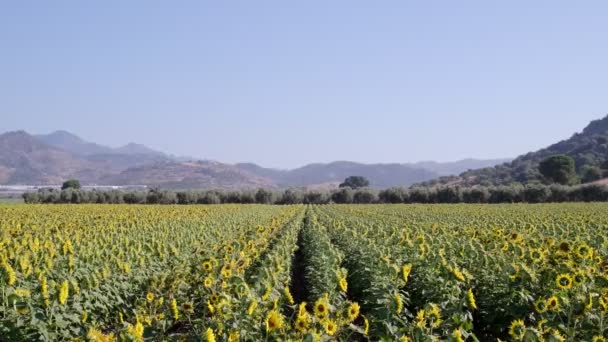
[2,1,607,168]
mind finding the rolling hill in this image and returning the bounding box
[418,115,608,187]
[0,130,509,188]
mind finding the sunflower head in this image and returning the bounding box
[534,298,547,313]
[346,302,360,322]
[556,274,573,290]
[202,261,213,272]
[265,310,284,332]
[547,296,560,311]
[324,320,337,336]
[508,319,526,340]
[314,298,329,319]
[294,316,309,332]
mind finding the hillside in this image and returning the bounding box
[100,161,274,189]
[1,129,508,188]
[0,131,102,184]
[410,158,512,176]
[419,115,608,187]
[236,159,510,188]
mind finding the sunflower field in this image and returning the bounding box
[1,203,608,341]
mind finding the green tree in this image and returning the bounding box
[61,179,81,190]
[538,155,576,185]
[339,176,370,189]
[581,165,602,183]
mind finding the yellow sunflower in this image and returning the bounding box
[294,316,309,332]
[202,261,213,273]
[346,302,360,322]
[534,298,547,313]
[547,296,560,311]
[467,288,477,310]
[314,297,329,319]
[265,310,284,332]
[508,319,526,340]
[324,320,337,336]
[556,273,573,290]
[427,304,442,329]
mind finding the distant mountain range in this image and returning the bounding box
[0,129,509,189]
[418,114,608,187]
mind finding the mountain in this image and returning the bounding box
[1,129,509,188]
[235,159,509,188]
[100,161,273,189]
[114,142,167,157]
[36,131,171,173]
[37,131,168,157]
[35,130,114,156]
[418,115,608,187]
[0,131,102,184]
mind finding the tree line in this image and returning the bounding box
[22,183,608,205]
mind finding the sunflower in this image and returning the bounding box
[171,298,179,320]
[202,261,213,272]
[324,320,337,336]
[547,296,560,311]
[182,302,194,314]
[344,302,360,322]
[247,300,257,315]
[394,292,403,314]
[547,329,565,342]
[534,298,547,313]
[284,287,294,305]
[203,276,214,288]
[556,274,573,290]
[363,315,369,335]
[210,293,220,305]
[402,264,413,282]
[294,316,309,332]
[508,319,526,340]
[415,309,426,328]
[452,329,465,342]
[467,288,477,310]
[265,310,284,332]
[558,241,571,253]
[573,271,586,286]
[58,280,69,305]
[339,277,348,293]
[399,336,412,342]
[146,292,155,303]
[205,328,216,342]
[451,266,466,282]
[227,331,239,342]
[427,304,442,328]
[576,243,593,260]
[592,336,607,342]
[14,288,31,297]
[536,319,547,333]
[314,297,329,319]
[298,302,308,318]
[529,248,545,263]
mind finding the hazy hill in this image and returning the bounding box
[36,130,168,157]
[235,160,510,188]
[1,129,509,188]
[36,131,172,173]
[419,115,608,187]
[100,161,274,189]
[0,131,101,184]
